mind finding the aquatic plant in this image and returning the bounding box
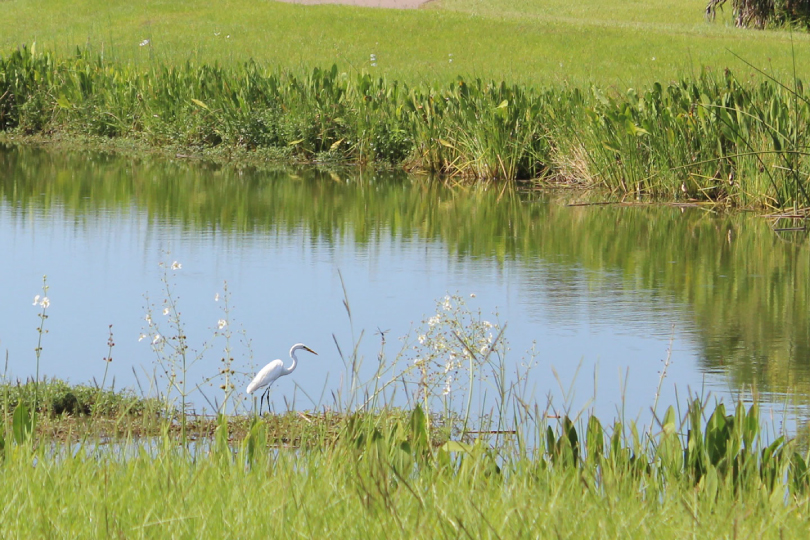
[3,46,810,207]
[574,69,810,208]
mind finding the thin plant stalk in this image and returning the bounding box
[32,275,50,431]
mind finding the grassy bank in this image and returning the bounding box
[3,47,810,207]
[1,378,159,417]
[1,395,810,538]
[5,0,810,206]
[3,0,810,88]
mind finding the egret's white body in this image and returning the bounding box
[247,343,317,413]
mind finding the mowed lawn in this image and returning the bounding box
[3,0,810,88]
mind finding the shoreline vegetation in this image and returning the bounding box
[2,376,810,537]
[2,46,810,209]
[2,285,810,536]
[4,0,810,533]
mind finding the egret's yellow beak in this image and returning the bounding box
[305,346,318,355]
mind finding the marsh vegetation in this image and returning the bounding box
[3,0,810,535]
[4,0,810,206]
[3,47,810,207]
[3,271,810,537]
[2,312,810,538]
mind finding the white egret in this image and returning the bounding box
[246,343,317,414]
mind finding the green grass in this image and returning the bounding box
[2,0,810,88]
[1,399,809,538]
[0,377,160,418]
[4,47,810,206]
[4,0,810,203]
[2,282,810,537]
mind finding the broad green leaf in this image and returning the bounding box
[12,404,32,445]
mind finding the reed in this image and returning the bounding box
[3,46,810,207]
[573,68,810,208]
[1,386,808,537]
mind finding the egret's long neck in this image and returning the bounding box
[285,347,299,376]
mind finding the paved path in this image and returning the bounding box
[277,0,430,9]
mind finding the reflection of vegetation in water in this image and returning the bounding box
[549,204,810,397]
[2,145,809,397]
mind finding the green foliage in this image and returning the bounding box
[3,46,810,205]
[578,71,810,207]
[529,398,799,501]
[5,0,810,91]
[11,403,32,445]
[343,405,438,476]
[585,415,604,465]
[0,391,808,536]
[0,378,160,418]
[546,416,580,468]
[707,0,810,29]
[243,417,266,469]
[0,48,557,180]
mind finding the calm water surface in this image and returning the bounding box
[1,145,809,429]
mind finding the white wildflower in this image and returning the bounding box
[152,334,162,345]
[428,315,440,327]
[162,307,170,316]
[171,261,182,270]
[443,375,453,395]
[214,293,220,302]
[138,334,147,342]
[217,319,227,330]
[33,295,40,306]
[418,334,426,344]
[40,297,50,309]
[442,296,452,311]
[139,39,149,47]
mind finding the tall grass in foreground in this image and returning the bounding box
[3,47,810,208]
[1,394,809,537]
[2,284,810,537]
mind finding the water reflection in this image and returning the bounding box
[1,144,809,426]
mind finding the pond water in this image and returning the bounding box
[1,145,809,431]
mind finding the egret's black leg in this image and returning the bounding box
[260,387,271,416]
